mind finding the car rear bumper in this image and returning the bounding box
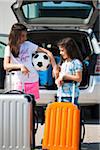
[37,76,100,106]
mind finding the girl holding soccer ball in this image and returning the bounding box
[4,23,56,100]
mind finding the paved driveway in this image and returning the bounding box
[35,124,100,150]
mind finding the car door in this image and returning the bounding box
[11,0,99,29]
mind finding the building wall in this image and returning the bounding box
[0,1,17,34]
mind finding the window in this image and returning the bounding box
[22,1,92,19]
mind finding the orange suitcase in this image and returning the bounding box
[42,102,80,150]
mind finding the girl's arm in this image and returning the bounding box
[53,65,61,79]
[4,56,29,75]
[62,71,82,83]
[55,71,82,87]
[37,47,57,69]
[4,56,22,71]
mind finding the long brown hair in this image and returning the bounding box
[8,23,27,57]
[57,37,83,64]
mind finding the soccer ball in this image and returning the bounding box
[32,52,51,71]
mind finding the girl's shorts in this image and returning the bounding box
[14,81,40,101]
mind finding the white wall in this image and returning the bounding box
[0,0,17,34]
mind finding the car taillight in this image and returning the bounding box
[95,54,100,74]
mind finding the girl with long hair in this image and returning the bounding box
[4,23,56,100]
[55,37,83,105]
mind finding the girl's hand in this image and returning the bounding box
[38,47,52,57]
[21,65,30,76]
[38,47,57,69]
[55,77,63,87]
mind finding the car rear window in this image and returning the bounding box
[22,1,92,19]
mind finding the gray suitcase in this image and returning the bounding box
[0,92,36,150]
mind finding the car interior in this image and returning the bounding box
[27,30,97,90]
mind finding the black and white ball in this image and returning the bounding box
[32,52,51,71]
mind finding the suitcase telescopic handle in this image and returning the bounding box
[58,86,62,102]
[72,82,75,104]
[58,82,76,104]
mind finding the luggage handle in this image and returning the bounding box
[72,82,75,104]
[34,110,39,134]
[81,120,85,143]
[58,81,76,104]
[58,86,62,102]
[58,61,77,104]
[4,90,24,94]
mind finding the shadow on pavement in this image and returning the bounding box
[34,143,100,150]
[81,143,100,150]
